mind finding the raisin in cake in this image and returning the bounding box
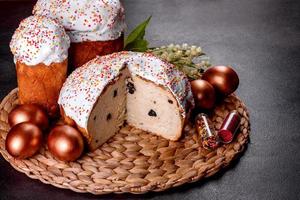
[58,51,194,150]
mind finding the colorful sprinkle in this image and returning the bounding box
[58,51,195,131]
[10,15,70,66]
[33,0,126,42]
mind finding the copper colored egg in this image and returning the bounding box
[202,66,239,97]
[47,125,84,162]
[5,122,43,159]
[191,79,216,110]
[8,104,49,130]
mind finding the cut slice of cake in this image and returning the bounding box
[126,75,183,140]
[58,51,194,150]
[87,67,130,148]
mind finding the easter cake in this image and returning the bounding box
[33,0,126,69]
[10,15,70,117]
[58,51,195,150]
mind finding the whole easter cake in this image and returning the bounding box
[33,0,126,69]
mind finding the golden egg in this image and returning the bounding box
[202,66,239,97]
[8,104,49,130]
[47,125,84,162]
[5,122,43,159]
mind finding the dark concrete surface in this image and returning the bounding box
[1,0,300,199]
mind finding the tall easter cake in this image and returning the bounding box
[58,51,194,150]
[10,15,70,117]
[33,0,126,69]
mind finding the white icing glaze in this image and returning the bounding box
[10,15,70,66]
[33,0,126,42]
[58,51,194,131]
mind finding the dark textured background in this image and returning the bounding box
[1,0,300,199]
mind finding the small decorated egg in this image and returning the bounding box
[191,79,216,110]
[5,122,43,159]
[202,66,239,97]
[8,104,49,130]
[47,125,84,162]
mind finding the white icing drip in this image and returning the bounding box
[10,15,70,66]
[33,0,126,42]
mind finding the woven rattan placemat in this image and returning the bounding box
[0,88,250,194]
